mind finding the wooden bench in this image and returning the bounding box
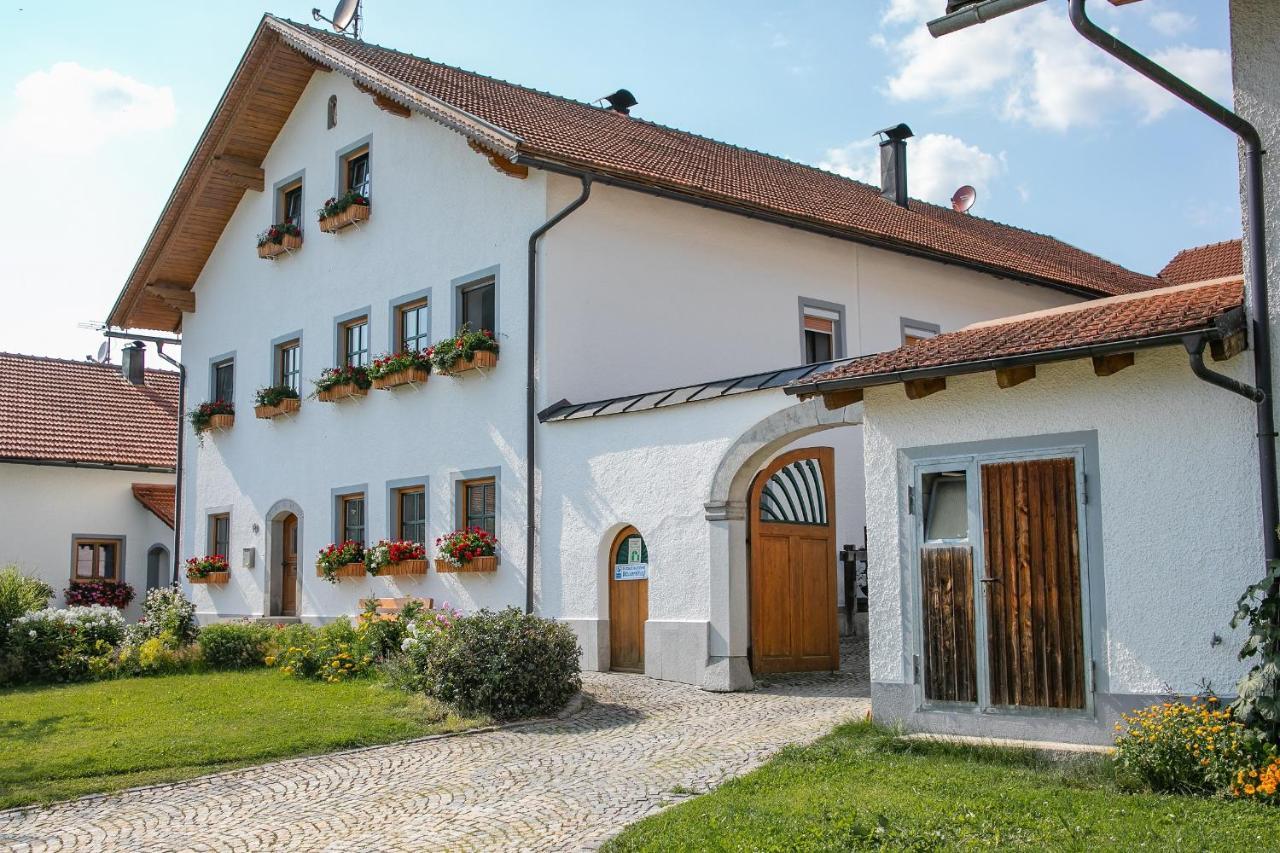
[360,596,434,622]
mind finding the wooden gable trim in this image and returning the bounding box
[468,139,530,179]
[353,81,411,117]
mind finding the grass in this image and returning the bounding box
[0,669,486,810]
[606,720,1278,851]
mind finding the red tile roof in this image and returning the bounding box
[271,19,1158,299]
[132,483,176,528]
[790,279,1245,392]
[0,353,179,469]
[1159,239,1243,285]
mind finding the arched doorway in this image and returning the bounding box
[748,447,839,673]
[608,526,649,673]
[146,545,170,590]
[265,500,304,619]
[277,513,299,617]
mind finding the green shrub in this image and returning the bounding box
[7,606,125,683]
[127,586,198,648]
[198,622,273,669]
[272,618,375,683]
[405,607,580,719]
[0,566,53,647]
[116,633,203,677]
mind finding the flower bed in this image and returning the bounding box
[366,540,428,576]
[434,527,497,573]
[64,579,135,609]
[368,351,431,390]
[314,366,371,402]
[257,223,302,259]
[317,540,367,583]
[318,191,370,233]
[188,400,234,434]
[186,555,230,585]
[254,385,301,419]
[431,327,499,376]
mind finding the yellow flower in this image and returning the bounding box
[1245,784,1256,795]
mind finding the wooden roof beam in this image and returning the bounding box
[995,365,1036,389]
[145,282,195,313]
[354,81,411,117]
[1092,352,1134,377]
[904,377,946,399]
[822,388,863,410]
[211,154,264,191]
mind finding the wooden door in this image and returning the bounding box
[981,457,1086,709]
[281,514,298,617]
[920,544,978,703]
[608,527,648,673]
[749,448,839,674]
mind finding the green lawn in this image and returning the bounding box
[0,669,485,810]
[606,721,1278,851]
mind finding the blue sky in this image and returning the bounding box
[3,0,1238,359]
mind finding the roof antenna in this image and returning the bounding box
[312,0,362,39]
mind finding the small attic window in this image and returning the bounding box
[327,95,337,130]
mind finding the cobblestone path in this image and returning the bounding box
[0,660,868,852]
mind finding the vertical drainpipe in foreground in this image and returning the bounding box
[155,342,186,584]
[525,173,593,614]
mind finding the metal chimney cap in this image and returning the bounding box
[875,123,914,142]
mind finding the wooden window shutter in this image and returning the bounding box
[803,315,834,334]
[980,457,1086,710]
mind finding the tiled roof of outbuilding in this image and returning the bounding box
[0,353,179,469]
[132,483,176,528]
[789,279,1245,393]
[1159,239,1244,285]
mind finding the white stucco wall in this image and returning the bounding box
[178,70,548,619]
[862,347,1263,700]
[0,464,174,619]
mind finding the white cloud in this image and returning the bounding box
[818,132,1005,207]
[2,62,174,157]
[1148,10,1195,38]
[877,2,1232,131]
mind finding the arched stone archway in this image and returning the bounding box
[264,499,304,618]
[702,397,863,691]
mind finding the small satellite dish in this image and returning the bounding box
[951,185,977,214]
[95,341,111,364]
[332,0,359,32]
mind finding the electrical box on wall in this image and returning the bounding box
[242,547,256,569]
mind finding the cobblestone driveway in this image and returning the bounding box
[0,654,868,852]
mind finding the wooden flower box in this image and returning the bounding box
[208,413,235,431]
[317,562,367,579]
[189,572,230,585]
[317,384,369,403]
[435,555,497,574]
[258,234,303,259]
[254,398,301,419]
[372,367,430,390]
[441,351,498,376]
[319,204,370,233]
[377,559,429,577]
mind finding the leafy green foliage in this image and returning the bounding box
[317,190,369,220]
[6,606,125,684]
[429,325,498,371]
[256,221,301,247]
[128,586,199,648]
[313,365,371,393]
[198,622,274,670]
[366,350,431,380]
[187,400,234,433]
[0,566,52,646]
[271,619,375,683]
[254,384,300,407]
[1231,560,1280,743]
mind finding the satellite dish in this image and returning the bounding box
[332,0,360,32]
[951,185,977,214]
[95,341,111,364]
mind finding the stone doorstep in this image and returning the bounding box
[898,732,1115,755]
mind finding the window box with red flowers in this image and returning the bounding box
[186,555,230,585]
[257,222,302,259]
[435,527,498,573]
[254,385,301,419]
[430,326,499,376]
[368,351,431,390]
[317,540,367,582]
[314,366,371,403]
[188,400,234,435]
[366,540,428,576]
[65,579,136,608]
[317,190,370,233]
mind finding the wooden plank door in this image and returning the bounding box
[609,527,648,673]
[749,448,839,674]
[980,457,1086,710]
[281,514,298,617]
[920,544,978,703]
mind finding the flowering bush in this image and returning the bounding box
[187,400,234,433]
[1233,756,1280,800]
[256,221,301,247]
[273,618,375,683]
[0,566,52,651]
[316,540,365,583]
[365,540,426,575]
[436,527,497,567]
[254,384,300,407]
[127,586,198,648]
[199,621,274,669]
[317,189,369,220]
[1114,696,1275,796]
[429,325,498,371]
[313,365,371,393]
[186,555,229,580]
[7,606,126,683]
[65,579,135,609]
[366,351,432,381]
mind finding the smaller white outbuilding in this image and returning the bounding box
[789,275,1264,744]
[0,349,178,619]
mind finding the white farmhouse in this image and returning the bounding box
[0,350,177,618]
[106,16,1176,741]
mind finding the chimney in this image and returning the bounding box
[602,89,638,115]
[876,123,914,208]
[121,341,146,385]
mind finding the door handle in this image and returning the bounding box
[979,577,1002,584]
